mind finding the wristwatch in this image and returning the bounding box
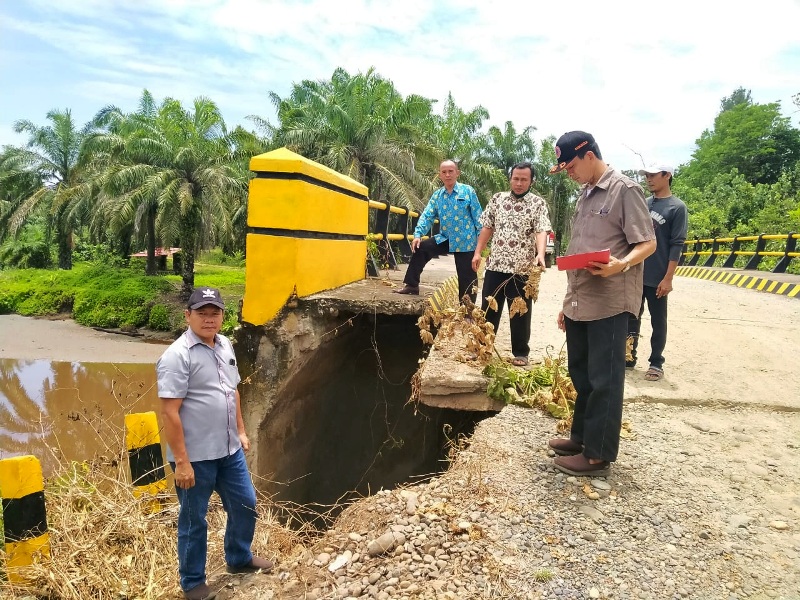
[621,259,631,273]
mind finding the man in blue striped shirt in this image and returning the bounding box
[394,159,483,302]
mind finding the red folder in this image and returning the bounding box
[556,249,611,271]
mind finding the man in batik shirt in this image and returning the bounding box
[471,161,551,366]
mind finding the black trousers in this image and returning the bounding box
[403,238,477,303]
[565,312,629,463]
[481,270,531,358]
[628,285,668,369]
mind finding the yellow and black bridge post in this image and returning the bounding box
[0,455,50,582]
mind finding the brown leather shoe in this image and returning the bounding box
[393,285,420,295]
[226,555,274,574]
[548,438,583,456]
[553,453,610,477]
[184,583,217,600]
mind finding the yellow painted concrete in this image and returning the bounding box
[243,234,366,326]
[0,455,50,582]
[243,148,372,325]
[248,178,367,236]
[125,411,160,449]
[5,534,51,583]
[249,147,368,198]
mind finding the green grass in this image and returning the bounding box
[0,261,246,335]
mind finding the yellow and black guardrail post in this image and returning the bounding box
[124,412,167,508]
[0,455,50,582]
[427,275,460,313]
[243,147,370,326]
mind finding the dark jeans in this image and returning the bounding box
[481,270,531,358]
[171,448,257,592]
[628,285,668,369]
[403,238,477,303]
[565,313,629,463]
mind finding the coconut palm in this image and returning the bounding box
[4,109,94,269]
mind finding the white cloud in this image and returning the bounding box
[1,0,798,172]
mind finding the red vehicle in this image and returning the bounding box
[545,231,556,268]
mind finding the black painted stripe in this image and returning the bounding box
[2,492,48,542]
[252,171,369,201]
[248,227,364,242]
[128,443,166,486]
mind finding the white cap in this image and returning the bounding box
[638,163,674,176]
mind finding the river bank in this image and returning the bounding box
[0,314,170,363]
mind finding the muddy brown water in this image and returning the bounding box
[0,359,163,476]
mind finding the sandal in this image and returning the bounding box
[644,366,663,381]
[511,356,529,367]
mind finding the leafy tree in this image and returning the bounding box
[747,164,800,233]
[720,87,752,112]
[3,109,94,269]
[681,90,800,188]
[0,148,40,240]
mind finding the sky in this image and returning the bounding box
[2,0,799,173]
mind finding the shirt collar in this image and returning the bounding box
[593,165,615,191]
[442,182,463,195]
[509,190,533,202]
[185,327,219,349]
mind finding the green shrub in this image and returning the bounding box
[198,248,245,267]
[220,301,239,335]
[148,304,174,331]
[16,289,73,315]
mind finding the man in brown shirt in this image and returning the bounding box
[548,131,656,477]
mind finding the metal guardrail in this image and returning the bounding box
[680,233,799,273]
[367,200,439,276]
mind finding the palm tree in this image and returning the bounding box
[92,92,246,296]
[4,109,93,269]
[269,68,437,210]
[482,121,537,175]
[424,93,505,202]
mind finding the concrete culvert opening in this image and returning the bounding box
[256,313,493,527]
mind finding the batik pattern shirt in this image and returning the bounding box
[481,191,551,274]
[414,182,482,252]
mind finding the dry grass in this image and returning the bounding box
[0,454,303,600]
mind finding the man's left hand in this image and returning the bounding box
[656,278,673,298]
[239,432,250,452]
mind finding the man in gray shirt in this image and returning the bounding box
[628,164,689,381]
[157,287,272,600]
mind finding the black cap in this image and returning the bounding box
[549,131,596,174]
[187,287,225,310]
